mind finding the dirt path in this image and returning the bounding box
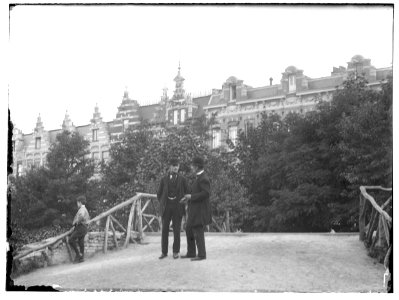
[13,233,386,292]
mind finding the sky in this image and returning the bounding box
[8,4,394,134]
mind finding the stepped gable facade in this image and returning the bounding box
[11,55,392,176]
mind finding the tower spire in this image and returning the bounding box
[173,62,185,100]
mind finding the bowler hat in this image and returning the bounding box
[169,157,179,166]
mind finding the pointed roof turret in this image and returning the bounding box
[123,86,129,100]
[173,62,186,100]
[62,110,75,132]
[91,103,103,124]
[34,114,44,133]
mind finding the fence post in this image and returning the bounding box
[359,194,366,241]
[64,237,73,262]
[124,200,136,248]
[137,198,143,242]
[109,218,119,250]
[104,216,110,253]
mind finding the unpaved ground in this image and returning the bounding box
[13,233,386,292]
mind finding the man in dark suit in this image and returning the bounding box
[180,156,211,261]
[157,157,189,259]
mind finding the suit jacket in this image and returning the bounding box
[157,173,189,217]
[187,172,212,227]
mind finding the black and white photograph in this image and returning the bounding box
[5,0,395,293]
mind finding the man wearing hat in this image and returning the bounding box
[180,156,211,261]
[157,157,189,259]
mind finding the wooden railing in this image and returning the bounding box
[359,186,392,267]
[14,193,159,262]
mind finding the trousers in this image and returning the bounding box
[161,200,183,255]
[69,224,87,258]
[186,225,206,258]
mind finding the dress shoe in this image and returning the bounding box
[159,254,167,259]
[173,253,180,259]
[180,254,196,259]
[191,256,206,261]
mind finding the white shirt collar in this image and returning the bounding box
[196,170,204,176]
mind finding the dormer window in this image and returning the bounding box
[289,75,296,93]
[230,85,237,101]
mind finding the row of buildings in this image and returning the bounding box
[11,55,392,177]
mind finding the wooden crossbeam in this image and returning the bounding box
[360,186,392,224]
[110,215,126,233]
[141,199,151,213]
[142,213,157,218]
[143,216,156,232]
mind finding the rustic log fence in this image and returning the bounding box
[14,192,159,262]
[359,186,392,269]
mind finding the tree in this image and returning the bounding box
[11,130,95,229]
[185,112,218,140]
[210,166,249,232]
[100,125,153,195]
[338,75,392,191]
[233,74,392,232]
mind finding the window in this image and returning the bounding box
[12,141,15,151]
[230,85,237,100]
[102,151,109,161]
[34,159,41,168]
[92,129,98,142]
[35,137,41,149]
[173,110,178,125]
[92,152,99,161]
[27,160,33,168]
[289,75,296,93]
[212,129,221,149]
[181,109,186,123]
[123,120,129,132]
[245,120,254,136]
[228,126,238,146]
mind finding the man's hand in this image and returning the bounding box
[180,194,191,204]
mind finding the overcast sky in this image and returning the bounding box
[8,4,393,134]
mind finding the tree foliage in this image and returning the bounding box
[11,130,95,229]
[235,74,392,232]
[11,75,392,235]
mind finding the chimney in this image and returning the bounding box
[269,77,273,86]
